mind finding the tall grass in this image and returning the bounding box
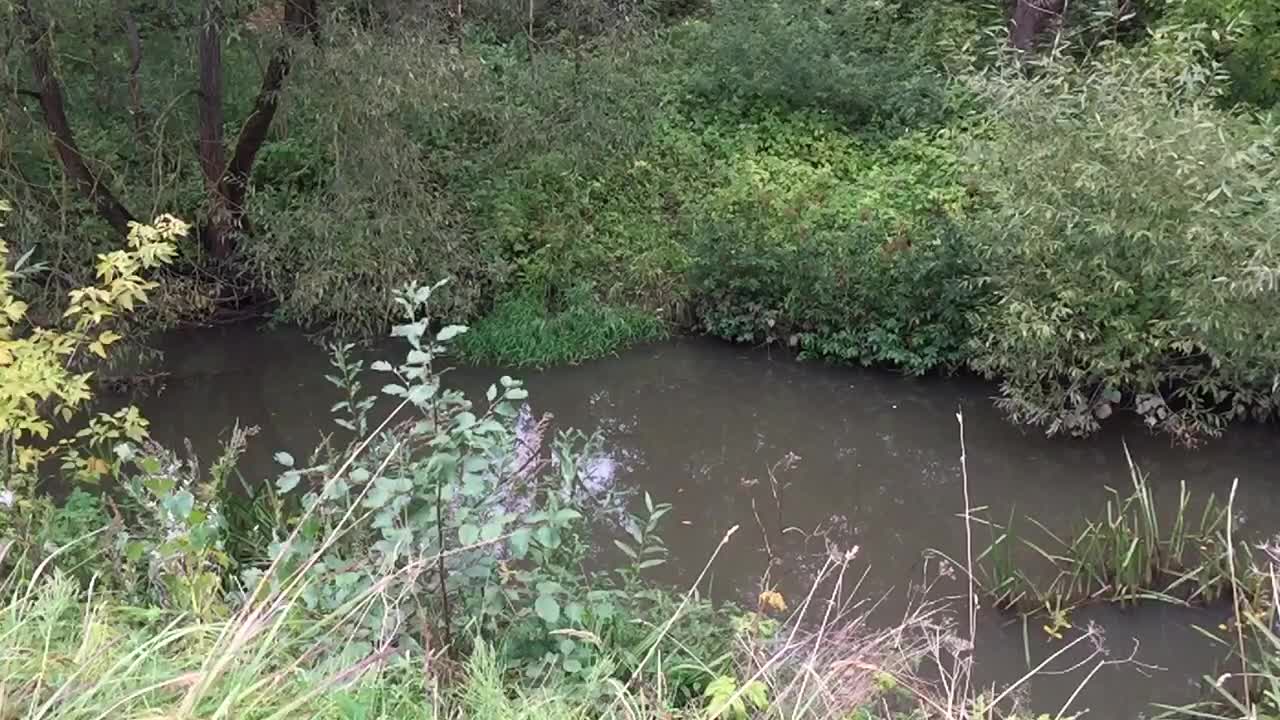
[0,532,936,719]
[0,413,1139,720]
[458,288,667,367]
[1154,535,1280,719]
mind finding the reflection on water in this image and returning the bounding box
[136,326,1280,720]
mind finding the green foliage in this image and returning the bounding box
[7,0,1280,441]
[246,280,717,689]
[0,207,182,476]
[0,488,108,583]
[459,287,667,367]
[105,426,262,619]
[684,0,950,133]
[328,0,702,40]
[246,30,685,337]
[702,674,769,720]
[1168,0,1280,108]
[245,38,497,335]
[685,112,985,373]
[962,32,1280,441]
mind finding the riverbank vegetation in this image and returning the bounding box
[1,233,1117,719]
[7,207,1280,716]
[3,0,1279,441]
[5,2,1280,712]
[969,471,1280,720]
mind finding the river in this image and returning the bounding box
[135,325,1280,718]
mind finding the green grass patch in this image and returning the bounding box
[458,288,668,367]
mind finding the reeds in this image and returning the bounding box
[972,444,1247,619]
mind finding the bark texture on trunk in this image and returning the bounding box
[222,1,311,216]
[1011,0,1066,51]
[18,0,135,234]
[204,0,319,257]
[197,0,233,257]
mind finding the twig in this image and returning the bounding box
[957,410,977,661]
[0,83,42,100]
[1227,478,1250,713]
[1055,638,1151,720]
[988,629,1100,707]
[751,497,773,560]
[435,455,454,655]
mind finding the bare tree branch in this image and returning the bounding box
[216,0,321,250]
[16,0,136,235]
[0,83,42,101]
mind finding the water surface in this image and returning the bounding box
[139,327,1280,718]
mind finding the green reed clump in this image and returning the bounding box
[975,448,1239,614]
[974,507,1024,609]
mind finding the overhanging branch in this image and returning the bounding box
[17,0,136,234]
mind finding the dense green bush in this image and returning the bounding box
[459,287,667,367]
[329,0,703,39]
[1168,0,1280,108]
[692,215,984,374]
[962,31,1280,441]
[685,111,983,373]
[685,0,950,133]
[247,31,682,334]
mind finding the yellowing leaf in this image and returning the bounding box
[2,299,26,322]
[758,590,787,614]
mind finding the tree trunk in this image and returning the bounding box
[123,10,147,144]
[291,0,322,42]
[17,0,135,235]
[197,0,233,257]
[1010,0,1066,51]
[216,0,319,241]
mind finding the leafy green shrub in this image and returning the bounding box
[246,281,719,685]
[245,38,503,334]
[1169,0,1280,108]
[684,0,950,133]
[693,211,984,374]
[0,488,108,584]
[962,32,1280,441]
[1,208,182,477]
[684,111,984,374]
[448,38,688,306]
[329,0,702,39]
[248,31,683,336]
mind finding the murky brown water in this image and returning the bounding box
[137,326,1280,719]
